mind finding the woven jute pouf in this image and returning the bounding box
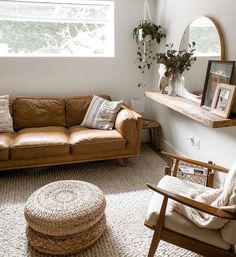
[24,180,106,255]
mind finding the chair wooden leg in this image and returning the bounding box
[154,127,159,152]
[148,231,161,257]
[148,196,168,257]
[116,158,126,166]
[149,129,152,146]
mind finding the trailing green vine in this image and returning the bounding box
[133,21,166,87]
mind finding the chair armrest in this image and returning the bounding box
[162,151,229,173]
[115,105,142,149]
[147,183,236,220]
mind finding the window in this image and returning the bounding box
[0,0,114,56]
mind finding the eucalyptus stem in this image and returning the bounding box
[155,42,197,77]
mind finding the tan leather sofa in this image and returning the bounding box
[0,96,142,171]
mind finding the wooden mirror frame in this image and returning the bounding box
[179,16,226,100]
[207,16,225,60]
[180,16,225,60]
[199,17,230,109]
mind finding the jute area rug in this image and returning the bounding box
[0,144,201,257]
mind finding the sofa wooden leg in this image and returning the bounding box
[116,158,126,166]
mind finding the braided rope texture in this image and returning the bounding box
[26,215,106,255]
[24,180,106,255]
[24,180,106,236]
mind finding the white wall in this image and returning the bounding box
[0,0,156,107]
[151,0,236,186]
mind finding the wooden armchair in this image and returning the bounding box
[145,151,236,257]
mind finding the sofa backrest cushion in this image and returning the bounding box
[65,95,111,128]
[14,97,66,130]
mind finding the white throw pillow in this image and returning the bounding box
[81,95,123,130]
[0,95,14,133]
[0,95,10,99]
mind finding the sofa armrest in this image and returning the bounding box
[115,105,142,150]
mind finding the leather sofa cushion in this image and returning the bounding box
[11,127,70,160]
[14,97,66,130]
[65,96,111,128]
[0,133,14,161]
[145,176,231,250]
[69,126,126,154]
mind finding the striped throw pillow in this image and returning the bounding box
[81,95,123,130]
[0,95,14,133]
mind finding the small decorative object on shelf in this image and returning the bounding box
[157,64,168,93]
[159,75,168,94]
[155,42,197,96]
[133,0,165,87]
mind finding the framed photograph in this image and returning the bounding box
[211,83,236,118]
[201,60,235,110]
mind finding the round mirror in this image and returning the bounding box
[179,16,225,95]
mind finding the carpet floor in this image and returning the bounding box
[0,144,201,257]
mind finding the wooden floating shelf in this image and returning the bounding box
[145,91,236,128]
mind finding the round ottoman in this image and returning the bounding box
[24,180,106,255]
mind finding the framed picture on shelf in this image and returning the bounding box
[201,60,235,110]
[211,83,236,118]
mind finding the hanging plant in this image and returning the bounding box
[133,0,166,87]
[133,21,166,87]
[133,21,166,44]
[133,20,166,87]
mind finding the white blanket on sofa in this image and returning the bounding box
[172,161,236,229]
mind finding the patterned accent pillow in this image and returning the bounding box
[0,95,14,133]
[81,95,123,130]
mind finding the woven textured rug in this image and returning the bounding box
[0,144,201,257]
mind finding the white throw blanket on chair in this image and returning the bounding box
[172,161,236,229]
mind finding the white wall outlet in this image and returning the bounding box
[186,136,200,150]
[194,137,200,150]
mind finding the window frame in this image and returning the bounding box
[0,0,114,57]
